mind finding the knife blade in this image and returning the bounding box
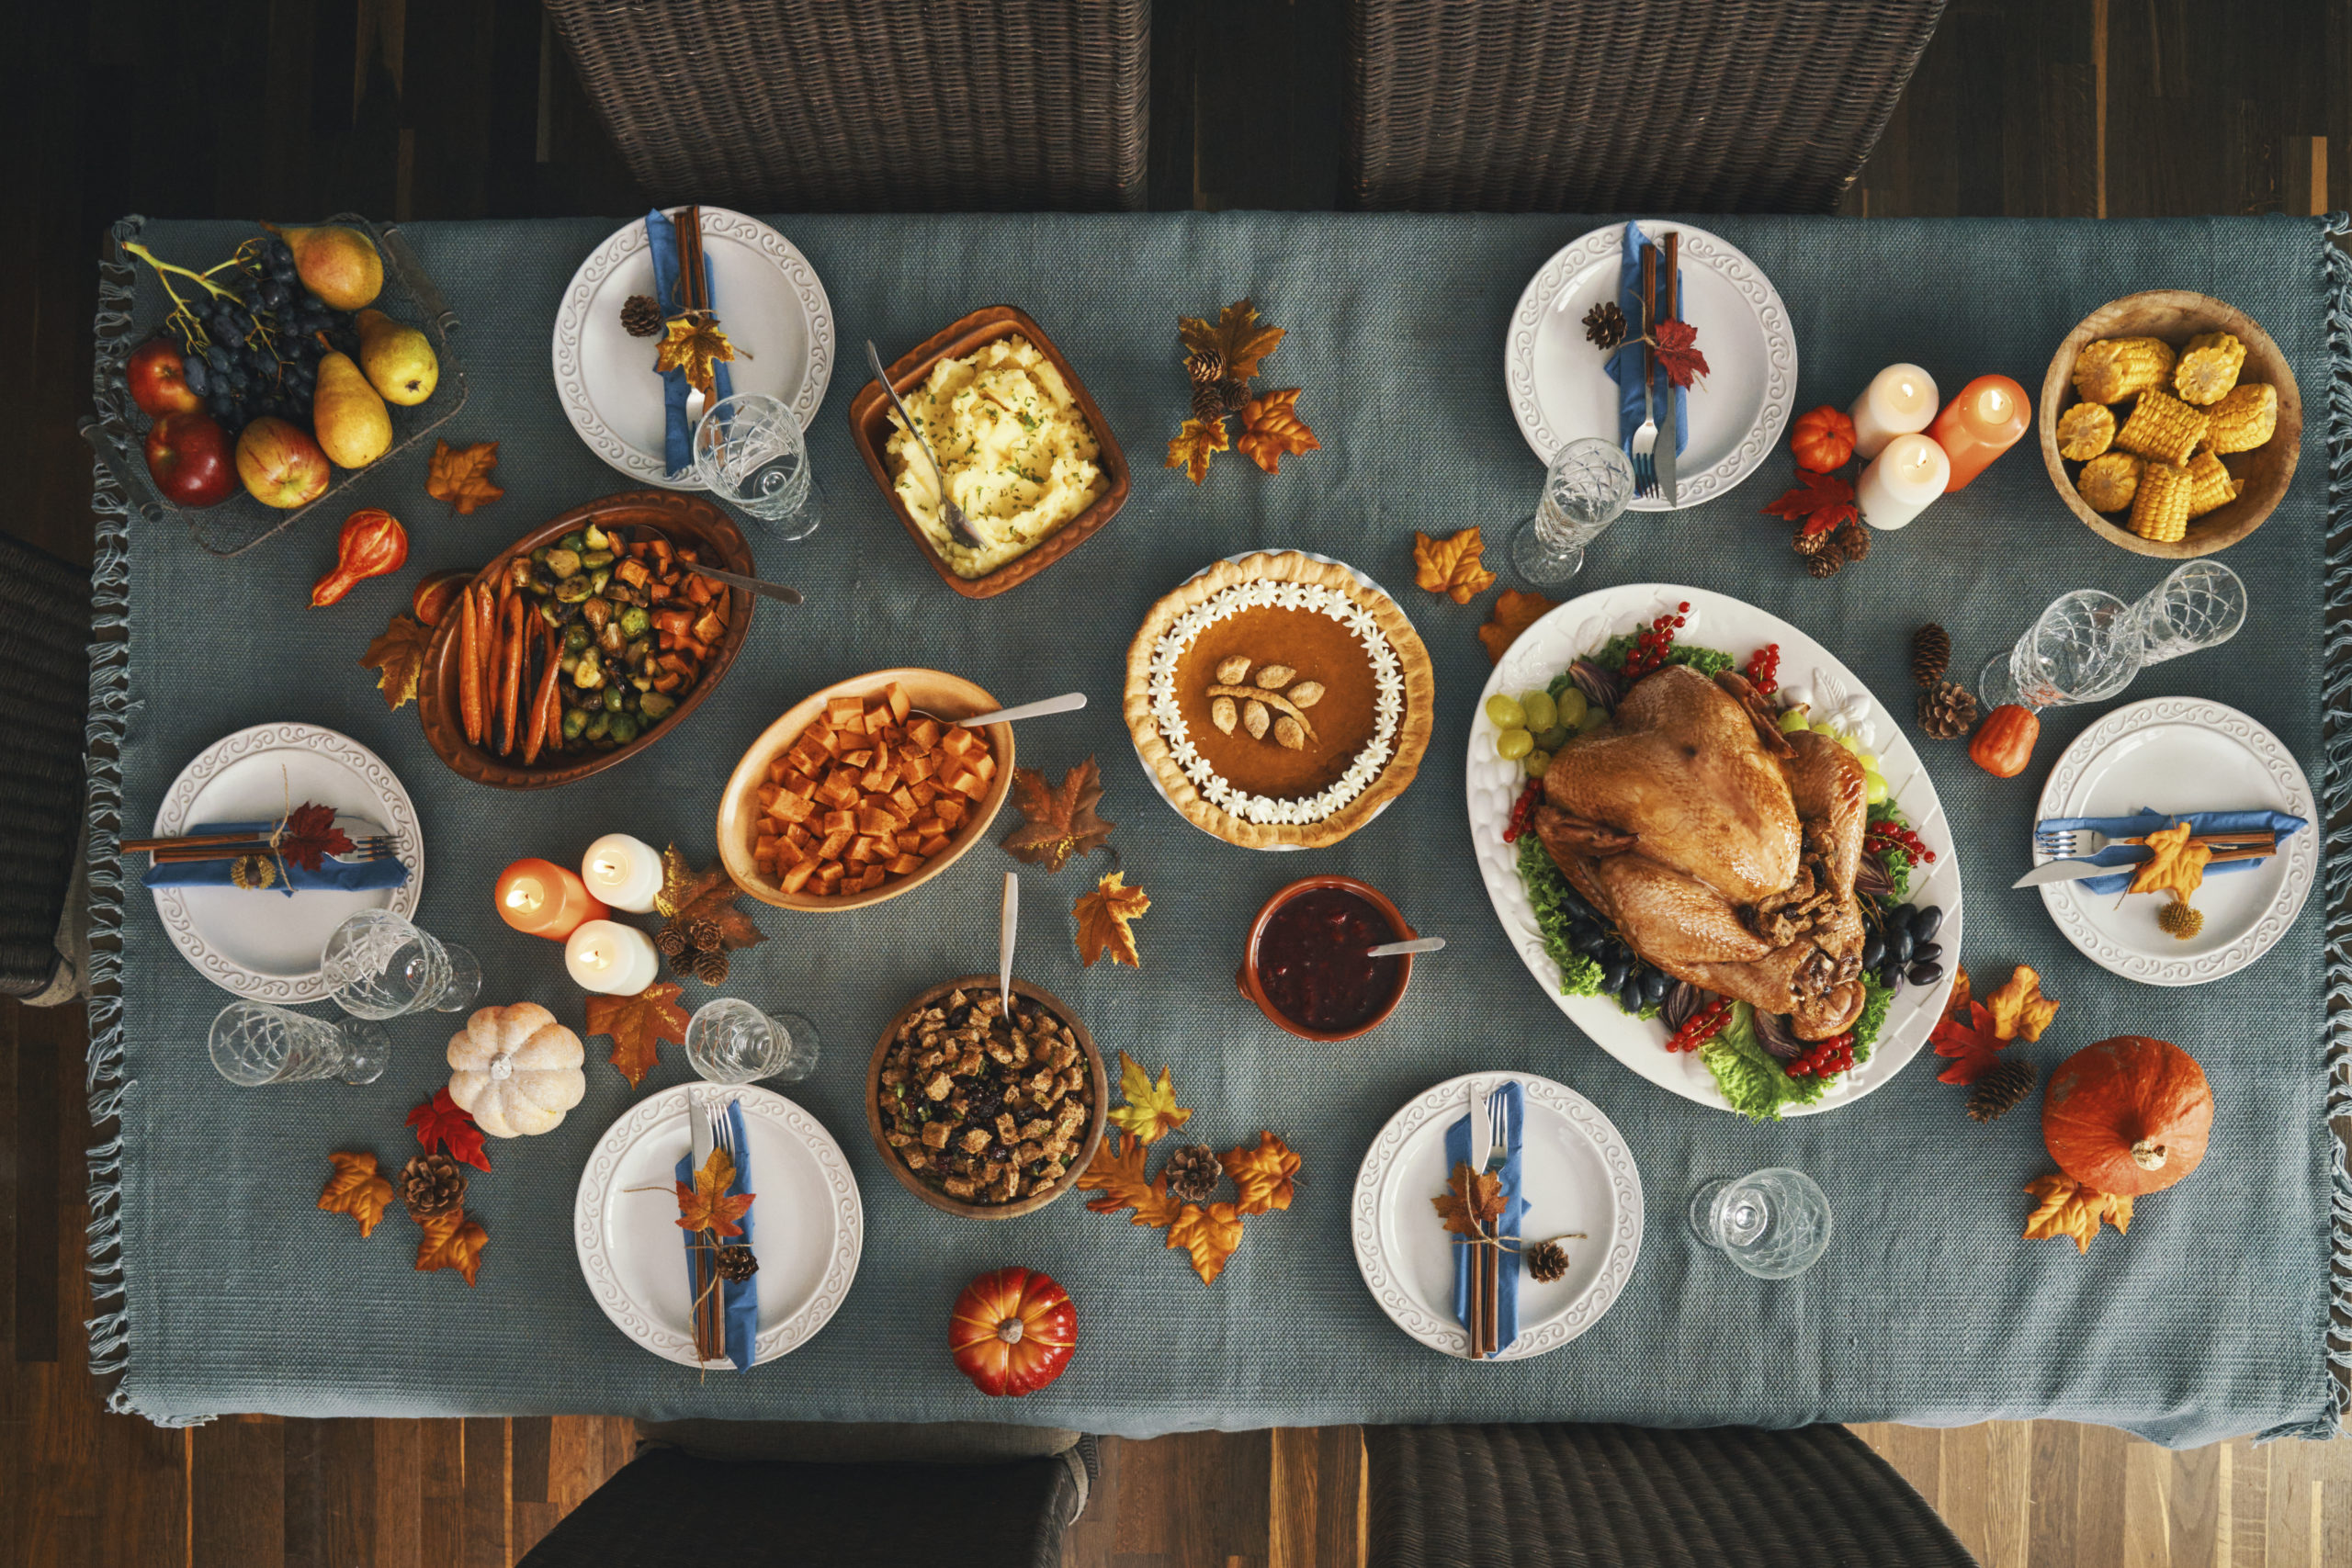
[2013,858,2132,888]
[1654,229,1679,506]
[689,1089,714,1176]
[1466,1078,1490,1175]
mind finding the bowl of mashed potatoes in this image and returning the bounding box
[851,306,1130,598]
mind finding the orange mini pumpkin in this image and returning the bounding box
[1789,405,1858,472]
[2043,1035,2212,1196]
[1969,704,2039,778]
[948,1267,1077,1396]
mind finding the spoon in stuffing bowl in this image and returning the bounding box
[865,339,987,551]
[999,870,1019,1017]
[1368,936,1447,958]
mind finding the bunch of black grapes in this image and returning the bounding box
[169,239,359,437]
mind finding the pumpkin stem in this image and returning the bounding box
[2131,1138,2167,1170]
[996,1316,1025,1347]
[489,1051,514,1081]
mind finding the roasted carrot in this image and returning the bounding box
[499,593,526,755]
[524,621,560,765]
[476,575,498,712]
[458,585,484,745]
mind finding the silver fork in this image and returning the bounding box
[1485,1084,1511,1173]
[2034,824,2274,859]
[711,1096,751,1266]
[1627,242,1659,498]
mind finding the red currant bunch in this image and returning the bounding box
[1664,996,1732,1054]
[1621,602,1692,680]
[1786,1032,1856,1077]
[1502,779,1544,844]
[1865,820,1936,866]
[1743,642,1781,694]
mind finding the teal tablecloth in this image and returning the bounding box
[84,212,2351,1443]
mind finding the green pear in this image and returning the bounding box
[356,309,439,405]
[266,222,382,310]
[312,352,392,468]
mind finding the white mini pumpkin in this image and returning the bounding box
[447,1002,586,1137]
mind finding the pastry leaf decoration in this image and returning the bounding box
[1479,588,1556,663]
[318,1151,393,1238]
[1984,964,2061,1043]
[425,440,504,514]
[1413,527,1497,604]
[414,1206,490,1285]
[1234,389,1319,475]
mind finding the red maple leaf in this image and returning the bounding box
[277,801,355,873]
[407,1088,492,1172]
[1760,468,1859,537]
[1650,319,1711,389]
[1929,1001,2007,1086]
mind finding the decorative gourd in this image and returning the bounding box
[446,1002,586,1138]
[1970,704,2040,778]
[1789,405,1858,472]
[2043,1035,2212,1196]
[947,1267,1076,1397]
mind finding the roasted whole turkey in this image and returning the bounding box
[1533,665,1867,1040]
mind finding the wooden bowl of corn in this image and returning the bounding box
[2040,290,2301,558]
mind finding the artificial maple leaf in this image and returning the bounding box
[1413,527,1497,604]
[1178,299,1285,386]
[1949,964,1972,1016]
[318,1151,393,1238]
[1167,1201,1245,1284]
[1478,588,1557,663]
[1076,1130,1184,1228]
[1984,964,2060,1043]
[2126,821,2211,907]
[2023,1172,2133,1255]
[1929,1000,2007,1086]
[1431,1159,1507,1240]
[1221,1132,1300,1215]
[1761,468,1859,537]
[414,1206,490,1285]
[425,440,503,514]
[1649,318,1711,389]
[359,612,434,711]
[1234,389,1319,475]
[406,1088,492,1173]
[1001,759,1114,872]
[277,802,355,873]
[674,1148,756,1237]
[1106,1051,1192,1145]
[654,312,738,398]
[584,982,691,1088]
[1167,415,1230,484]
[652,844,768,953]
[1074,871,1149,968]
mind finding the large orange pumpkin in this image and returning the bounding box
[2042,1035,2213,1196]
[948,1267,1077,1397]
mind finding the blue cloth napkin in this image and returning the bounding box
[1606,219,1688,459]
[645,208,736,479]
[141,819,411,899]
[1445,1080,1526,1359]
[2032,807,2307,895]
[675,1097,759,1371]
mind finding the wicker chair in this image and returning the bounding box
[544,0,1151,211]
[0,529,90,999]
[1365,1424,1979,1566]
[1343,0,1948,213]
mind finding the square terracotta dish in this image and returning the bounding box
[848,305,1130,599]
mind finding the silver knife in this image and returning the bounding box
[2013,859,2129,889]
[689,1088,714,1176]
[675,556,804,607]
[1466,1078,1490,1174]
[1654,230,1679,506]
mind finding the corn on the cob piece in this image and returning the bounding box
[2056,402,2116,460]
[2173,332,2245,404]
[2114,389,2209,467]
[2183,451,2241,519]
[2202,381,2277,454]
[2130,460,2192,542]
[2074,336,2177,404]
[2076,452,2143,513]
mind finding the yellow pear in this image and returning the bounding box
[312,352,392,468]
[356,309,438,405]
[266,222,382,310]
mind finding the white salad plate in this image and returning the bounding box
[574,1083,862,1370]
[148,723,423,1001]
[1503,220,1797,511]
[1351,1071,1642,1361]
[553,206,835,490]
[2029,697,2315,987]
[1467,584,1962,1116]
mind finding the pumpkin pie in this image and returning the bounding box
[1124,552,1435,849]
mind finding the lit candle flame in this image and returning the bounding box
[505,878,543,912]
[1981,385,2010,420]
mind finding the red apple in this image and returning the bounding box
[235,417,331,510]
[127,338,203,417]
[143,412,236,507]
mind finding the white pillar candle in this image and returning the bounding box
[564,919,662,995]
[1848,363,1939,459]
[1856,434,1952,530]
[581,833,662,912]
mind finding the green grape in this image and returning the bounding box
[1555,687,1589,725]
[1519,690,1557,733]
[1496,727,1534,760]
[1777,709,1809,733]
[1862,769,1889,806]
[1811,720,1840,738]
[1523,749,1553,778]
[1485,694,1526,729]
[1576,706,1610,734]
[1533,725,1571,752]
[1857,750,1882,773]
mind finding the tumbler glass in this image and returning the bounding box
[693,393,820,541]
[1510,437,1637,584]
[209,1001,390,1087]
[320,909,481,1021]
[2133,559,2247,665]
[684,997,820,1085]
[1688,1168,1834,1280]
[1979,589,2143,712]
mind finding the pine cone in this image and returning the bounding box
[1216,378,1250,414]
[1582,300,1627,351]
[400,1153,467,1221]
[1912,623,1951,688]
[655,924,689,958]
[1161,1144,1222,1205]
[1966,1058,2036,1122]
[686,917,724,953]
[714,1245,760,1282]
[1805,550,1843,580]
[1834,519,1871,564]
[1182,347,1222,386]
[1917,680,1979,739]
[620,293,663,338]
[690,946,730,986]
[1191,380,1227,423]
[1524,1238,1571,1283]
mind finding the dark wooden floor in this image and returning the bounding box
[4,3,2347,1565]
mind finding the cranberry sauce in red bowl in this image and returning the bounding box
[1243,877,1414,1040]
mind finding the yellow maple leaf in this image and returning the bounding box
[1106,1051,1192,1145]
[318,1151,392,1238]
[1478,588,1556,663]
[1167,416,1230,484]
[1413,527,1497,604]
[674,1148,755,1236]
[1220,1131,1300,1215]
[1075,1129,1183,1229]
[654,312,739,399]
[1073,871,1149,968]
[414,1206,490,1285]
[2127,821,2211,906]
[2022,1171,2132,1254]
[1234,389,1319,475]
[1167,1201,1245,1284]
[1984,964,2060,1043]
[1178,299,1285,384]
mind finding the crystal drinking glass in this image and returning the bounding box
[1688,1168,1833,1280]
[1979,589,2144,713]
[692,393,820,541]
[2134,559,2247,665]
[320,909,481,1021]
[684,997,820,1085]
[209,1001,390,1087]
[1510,437,1637,584]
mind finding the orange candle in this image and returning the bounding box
[1928,374,2030,491]
[495,858,609,941]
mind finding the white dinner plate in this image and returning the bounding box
[1503,221,1796,510]
[2030,697,2315,987]
[573,1083,861,1369]
[1351,1071,1642,1360]
[148,723,423,1001]
[1467,584,1962,1115]
[553,207,835,490]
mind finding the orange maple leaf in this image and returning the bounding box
[1001,759,1114,873]
[2127,822,2211,906]
[1178,299,1285,384]
[1077,1130,1185,1228]
[359,613,434,712]
[1167,416,1230,484]
[414,1206,490,1285]
[425,440,503,514]
[674,1148,755,1236]
[1220,1131,1300,1215]
[318,1151,393,1237]
[1478,589,1556,663]
[1431,1159,1506,1239]
[2022,1171,2132,1255]
[1073,871,1148,968]
[651,845,767,953]
[1234,389,1319,475]
[583,982,691,1088]
[1984,964,2060,1043]
[1413,528,1496,604]
[1167,1201,1245,1284]
[1929,999,2007,1086]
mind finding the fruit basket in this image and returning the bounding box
[81,212,468,557]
